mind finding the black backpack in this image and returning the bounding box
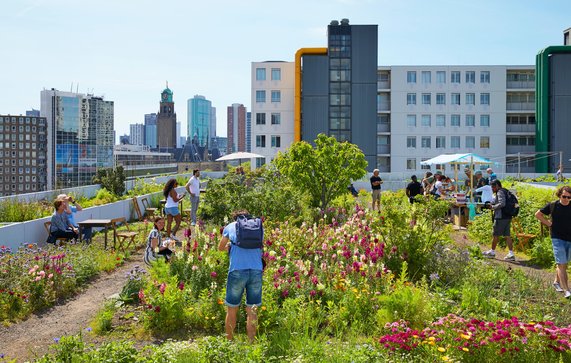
[501,188,520,217]
[234,215,264,249]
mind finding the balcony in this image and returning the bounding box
[506,124,536,133]
[377,80,390,89]
[377,123,390,133]
[377,145,390,154]
[506,145,535,154]
[377,101,391,112]
[506,81,535,89]
[506,102,535,111]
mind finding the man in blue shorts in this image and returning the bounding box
[218,209,263,342]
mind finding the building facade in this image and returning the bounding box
[227,103,246,152]
[40,89,114,189]
[144,113,157,148]
[251,61,295,165]
[157,86,177,150]
[0,114,48,196]
[187,95,213,149]
[129,123,145,145]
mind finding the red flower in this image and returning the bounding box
[210,271,218,278]
[178,281,185,290]
[154,305,161,313]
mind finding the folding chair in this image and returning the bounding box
[111,217,139,252]
[141,197,158,218]
[511,217,536,252]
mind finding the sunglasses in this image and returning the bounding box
[562,195,571,199]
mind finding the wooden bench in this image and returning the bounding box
[111,217,139,252]
[511,217,536,251]
[43,221,70,245]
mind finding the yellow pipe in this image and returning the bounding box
[294,47,327,142]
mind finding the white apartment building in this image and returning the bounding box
[129,123,145,145]
[379,65,535,174]
[251,61,295,166]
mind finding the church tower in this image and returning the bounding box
[157,82,177,150]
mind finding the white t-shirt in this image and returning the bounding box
[187,176,200,196]
[475,185,493,203]
[434,180,443,196]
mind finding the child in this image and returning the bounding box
[144,216,174,265]
[47,199,78,244]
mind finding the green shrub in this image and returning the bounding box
[91,301,117,335]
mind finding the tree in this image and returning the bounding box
[273,133,367,211]
[92,166,126,196]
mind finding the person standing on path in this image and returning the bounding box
[163,179,185,242]
[185,169,201,226]
[482,180,515,261]
[370,169,383,211]
[218,209,263,342]
[535,185,571,298]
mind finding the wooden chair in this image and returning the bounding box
[111,217,139,252]
[141,197,158,218]
[511,217,536,251]
[43,222,69,245]
[132,197,143,221]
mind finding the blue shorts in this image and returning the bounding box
[552,238,571,264]
[164,207,180,216]
[225,269,263,307]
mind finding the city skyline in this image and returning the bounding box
[1,0,570,139]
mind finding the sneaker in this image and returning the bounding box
[482,249,496,258]
[504,252,515,261]
[565,290,571,299]
[553,282,565,293]
[170,234,180,242]
[191,222,196,226]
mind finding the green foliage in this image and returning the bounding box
[91,301,117,335]
[273,133,367,211]
[0,198,52,223]
[529,235,556,268]
[126,178,163,197]
[92,166,126,196]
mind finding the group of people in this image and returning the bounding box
[47,194,91,244]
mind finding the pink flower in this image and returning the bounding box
[192,265,198,271]
[178,281,185,290]
[154,305,161,313]
[158,283,166,295]
[210,271,217,278]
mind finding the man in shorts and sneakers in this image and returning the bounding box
[482,180,515,261]
[218,210,263,342]
[370,169,383,211]
[535,186,571,298]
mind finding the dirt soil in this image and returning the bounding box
[0,250,144,362]
[0,228,555,362]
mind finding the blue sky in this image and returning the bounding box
[1,0,570,138]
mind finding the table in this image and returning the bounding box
[450,203,468,229]
[78,219,114,249]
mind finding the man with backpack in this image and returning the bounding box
[482,180,516,261]
[535,186,571,298]
[218,209,263,342]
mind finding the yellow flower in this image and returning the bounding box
[462,347,469,352]
[442,356,450,362]
[412,335,419,339]
[261,306,267,311]
[428,337,436,341]
[461,333,471,340]
[438,347,446,353]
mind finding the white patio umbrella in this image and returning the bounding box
[215,151,265,166]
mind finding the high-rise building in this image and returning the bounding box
[157,85,177,150]
[246,111,252,152]
[187,95,213,148]
[41,89,114,189]
[176,122,181,148]
[251,61,295,165]
[129,123,145,145]
[210,106,217,140]
[26,109,40,117]
[144,113,157,148]
[0,114,48,196]
[227,103,246,152]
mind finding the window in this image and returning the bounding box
[271,135,281,147]
[480,93,490,105]
[407,71,417,83]
[451,93,460,105]
[436,93,446,105]
[256,68,266,80]
[421,158,431,170]
[436,71,446,84]
[436,114,446,127]
[421,115,431,127]
[255,113,266,125]
[256,90,266,103]
[451,136,460,148]
[407,158,416,170]
[451,71,460,83]
[466,114,475,127]
[451,114,460,126]
[407,93,416,105]
[271,90,281,103]
[421,71,431,84]
[271,68,281,81]
[466,93,475,105]
[465,71,475,83]
[480,71,490,83]
[422,93,431,105]
[407,136,416,148]
[256,135,266,148]
[421,136,431,148]
[406,114,416,127]
[466,136,475,148]
[436,136,446,148]
[271,113,281,125]
[480,136,490,149]
[480,115,490,127]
